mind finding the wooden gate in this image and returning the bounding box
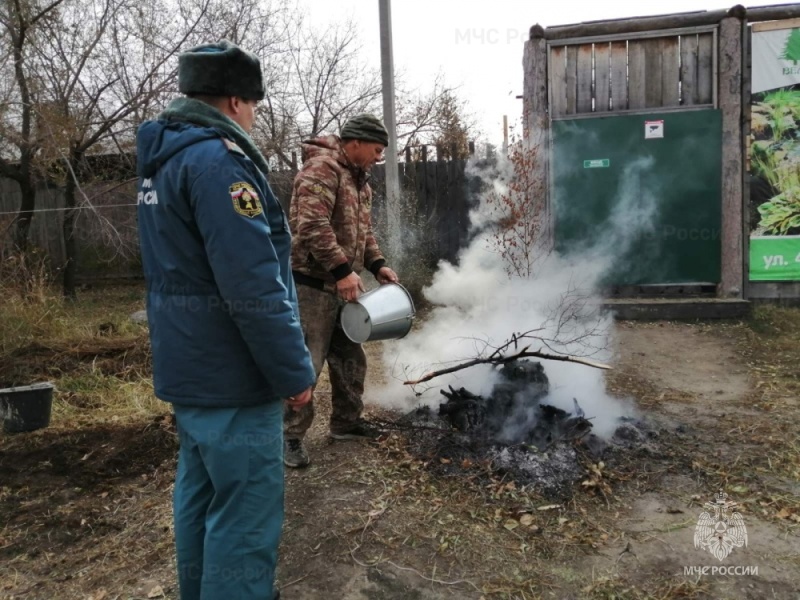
[547,28,717,117]
[524,8,748,299]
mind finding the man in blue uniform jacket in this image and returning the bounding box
[136,39,314,600]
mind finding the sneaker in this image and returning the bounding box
[330,419,383,440]
[284,438,309,468]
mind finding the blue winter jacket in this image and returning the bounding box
[136,119,315,407]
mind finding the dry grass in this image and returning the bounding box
[337,308,800,598]
[1,275,175,599]
[3,277,800,599]
[0,266,161,427]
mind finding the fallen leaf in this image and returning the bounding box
[504,519,519,531]
[520,514,534,527]
[90,591,108,600]
[147,585,165,598]
[537,504,561,511]
[439,458,451,465]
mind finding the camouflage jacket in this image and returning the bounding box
[289,135,385,288]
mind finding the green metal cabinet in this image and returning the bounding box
[552,109,722,286]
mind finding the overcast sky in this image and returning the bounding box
[301,0,796,145]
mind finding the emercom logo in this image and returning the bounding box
[694,490,748,561]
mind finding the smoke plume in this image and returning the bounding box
[370,150,661,439]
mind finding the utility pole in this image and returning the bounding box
[379,0,400,212]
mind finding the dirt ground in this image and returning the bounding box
[2,312,800,600]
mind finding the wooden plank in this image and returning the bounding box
[452,159,467,250]
[661,36,680,107]
[403,156,415,197]
[396,163,406,218]
[644,38,663,108]
[747,282,800,300]
[594,42,610,112]
[368,166,386,222]
[603,298,750,320]
[544,9,729,41]
[549,46,567,118]
[610,41,628,111]
[680,34,699,105]
[697,32,713,105]
[628,40,646,109]
[566,45,578,115]
[415,149,428,218]
[435,159,451,262]
[447,158,459,259]
[743,24,752,297]
[746,5,800,23]
[719,15,744,298]
[576,44,593,113]
[752,17,800,33]
[524,35,551,251]
[425,150,438,219]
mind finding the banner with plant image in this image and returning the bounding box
[750,26,800,281]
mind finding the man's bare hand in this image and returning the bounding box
[286,387,312,412]
[376,267,399,285]
[336,272,365,302]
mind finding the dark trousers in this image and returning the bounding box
[284,284,366,438]
[173,401,283,600]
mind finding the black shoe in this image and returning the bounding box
[330,419,383,440]
[284,438,310,468]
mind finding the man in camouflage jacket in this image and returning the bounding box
[285,114,399,468]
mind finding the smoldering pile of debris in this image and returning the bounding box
[397,360,659,499]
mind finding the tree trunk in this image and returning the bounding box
[12,179,36,252]
[62,155,80,299]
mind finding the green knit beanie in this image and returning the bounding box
[340,114,389,146]
[178,40,265,101]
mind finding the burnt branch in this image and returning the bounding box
[403,346,611,386]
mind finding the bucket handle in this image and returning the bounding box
[369,315,415,326]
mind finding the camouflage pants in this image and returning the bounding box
[284,284,366,438]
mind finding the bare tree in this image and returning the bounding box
[1,0,299,290]
[1,0,483,294]
[395,73,480,160]
[0,0,67,252]
[25,0,231,296]
[253,14,383,169]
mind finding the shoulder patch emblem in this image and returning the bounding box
[230,182,263,218]
[222,138,246,156]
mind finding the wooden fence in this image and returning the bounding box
[548,31,716,117]
[0,148,476,280]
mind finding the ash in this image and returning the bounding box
[399,360,653,499]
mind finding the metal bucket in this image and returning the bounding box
[340,283,415,343]
[1,382,54,433]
